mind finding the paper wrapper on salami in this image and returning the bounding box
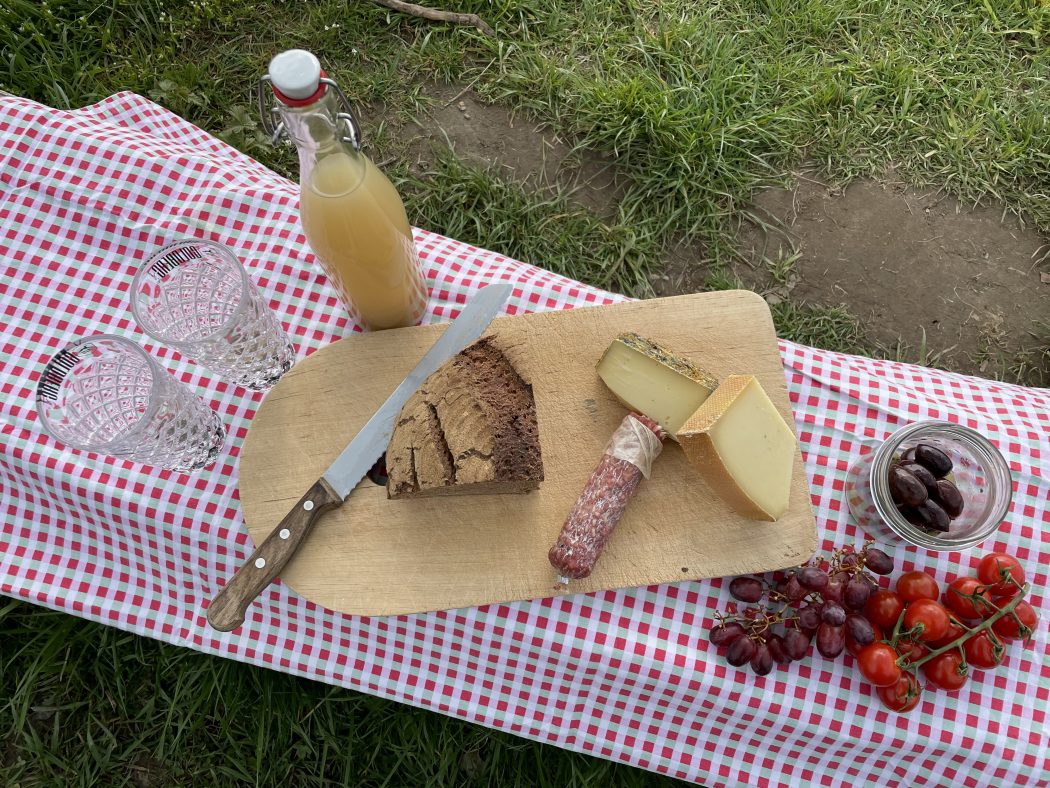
[548,413,666,582]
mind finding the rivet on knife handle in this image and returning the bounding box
[207,478,342,632]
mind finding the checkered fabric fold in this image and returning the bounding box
[1,93,1046,785]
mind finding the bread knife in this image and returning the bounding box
[207,283,512,631]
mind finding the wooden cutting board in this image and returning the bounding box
[238,291,817,615]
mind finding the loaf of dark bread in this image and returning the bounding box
[386,337,543,498]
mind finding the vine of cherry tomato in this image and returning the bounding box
[923,650,969,691]
[977,553,1025,595]
[862,551,1039,713]
[903,598,951,642]
[895,638,928,666]
[896,571,940,603]
[877,672,921,713]
[929,617,968,649]
[990,599,1038,641]
[963,631,1004,670]
[944,577,992,620]
[858,643,902,687]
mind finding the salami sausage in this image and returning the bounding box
[548,413,665,582]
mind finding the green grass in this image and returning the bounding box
[399,149,662,295]
[1,600,682,787]
[705,268,870,354]
[473,0,1049,244]
[3,0,1045,302]
[1006,321,1050,387]
[2,0,1048,783]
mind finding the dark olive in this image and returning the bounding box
[912,499,951,532]
[915,443,953,478]
[899,507,923,527]
[901,462,938,497]
[899,447,917,464]
[888,465,928,507]
[934,479,965,519]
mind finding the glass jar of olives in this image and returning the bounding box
[846,421,1013,551]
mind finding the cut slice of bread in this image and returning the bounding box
[386,337,543,498]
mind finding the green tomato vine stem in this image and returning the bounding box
[902,583,1030,671]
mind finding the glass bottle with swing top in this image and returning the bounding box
[260,49,427,330]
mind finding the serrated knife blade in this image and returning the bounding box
[207,283,512,631]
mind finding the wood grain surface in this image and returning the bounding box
[238,291,818,615]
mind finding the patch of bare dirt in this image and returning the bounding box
[128,753,170,788]
[399,84,625,216]
[393,86,1049,382]
[727,176,1049,378]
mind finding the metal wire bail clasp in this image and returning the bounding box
[255,74,363,151]
[255,75,285,146]
[321,77,363,151]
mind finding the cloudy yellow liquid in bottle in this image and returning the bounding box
[300,150,427,330]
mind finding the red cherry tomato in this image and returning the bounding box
[977,553,1025,595]
[929,617,968,649]
[922,650,968,691]
[944,576,992,621]
[990,598,1039,642]
[876,672,922,714]
[964,631,1004,670]
[865,590,905,630]
[904,599,951,642]
[896,571,939,603]
[894,637,928,666]
[858,643,903,687]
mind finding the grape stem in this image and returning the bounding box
[718,604,793,637]
[904,583,1030,671]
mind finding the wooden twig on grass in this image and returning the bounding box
[371,0,496,36]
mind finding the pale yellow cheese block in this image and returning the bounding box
[596,332,718,437]
[676,375,796,521]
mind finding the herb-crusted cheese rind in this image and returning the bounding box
[596,332,719,437]
[616,332,719,390]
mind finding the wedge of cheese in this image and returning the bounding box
[676,375,796,521]
[596,332,718,437]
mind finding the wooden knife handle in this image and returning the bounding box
[207,478,342,632]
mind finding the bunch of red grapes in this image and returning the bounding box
[708,546,1038,713]
[708,544,893,676]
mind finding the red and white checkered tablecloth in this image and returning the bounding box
[1,93,1047,786]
